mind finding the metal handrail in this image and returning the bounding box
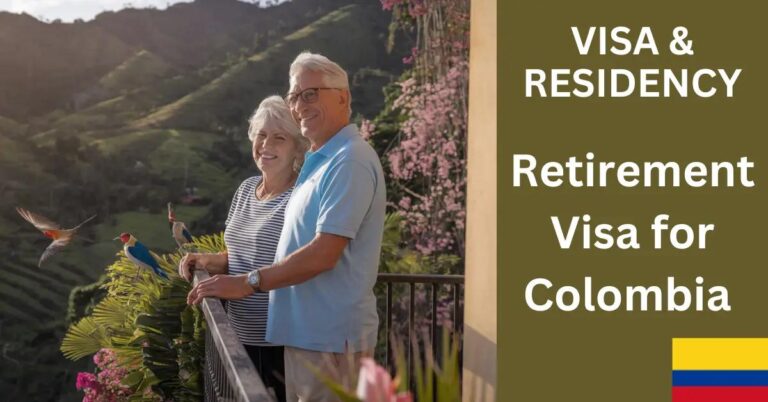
[194,270,275,402]
[197,272,465,400]
[377,273,464,284]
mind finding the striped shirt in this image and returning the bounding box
[224,176,291,346]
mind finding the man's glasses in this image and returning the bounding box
[285,87,341,107]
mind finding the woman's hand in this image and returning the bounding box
[178,252,228,282]
[187,274,254,305]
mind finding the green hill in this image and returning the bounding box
[98,50,175,92]
[0,0,359,120]
[0,13,135,119]
[0,115,24,136]
[135,3,394,130]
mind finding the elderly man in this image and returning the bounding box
[256,52,385,401]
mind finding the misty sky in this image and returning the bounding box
[0,0,264,22]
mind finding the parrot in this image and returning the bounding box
[115,232,169,280]
[167,202,193,248]
[16,207,96,267]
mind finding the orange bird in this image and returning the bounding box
[16,207,96,267]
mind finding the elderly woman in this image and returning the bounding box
[179,95,308,402]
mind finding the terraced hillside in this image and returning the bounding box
[0,131,225,399]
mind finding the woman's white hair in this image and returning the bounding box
[289,51,352,116]
[247,96,309,170]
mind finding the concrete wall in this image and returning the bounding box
[462,0,497,401]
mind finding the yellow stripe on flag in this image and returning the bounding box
[673,338,768,370]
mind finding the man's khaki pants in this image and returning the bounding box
[284,346,372,402]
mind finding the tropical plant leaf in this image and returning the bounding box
[122,371,145,388]
[60,317,109,360]
[92,296,133,332]
[412,337,430,402]
[62,231,228,398]
[436,330,461,402]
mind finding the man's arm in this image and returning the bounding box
[258,232,348,291]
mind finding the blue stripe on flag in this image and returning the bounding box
[673,370,768,386]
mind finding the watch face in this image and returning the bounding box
[248,270,259,287]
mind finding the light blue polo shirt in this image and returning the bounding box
[266,124,386,353]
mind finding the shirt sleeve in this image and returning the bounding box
[316,160,376,239]
[226,177,258,227]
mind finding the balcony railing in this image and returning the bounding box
[194,270,275,402]
[196,271,465,401]
[376,273,465,378]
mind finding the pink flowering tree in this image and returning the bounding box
[370,0,470,257]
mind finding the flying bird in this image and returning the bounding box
[115,232,169,280]
[167,202,193,248]
[16,207,96,267]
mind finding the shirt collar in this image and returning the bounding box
[297,124,358,185]
[311,124,359,158]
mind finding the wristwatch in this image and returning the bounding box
[247,269,262,291]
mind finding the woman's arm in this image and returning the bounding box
[178,252,228,281]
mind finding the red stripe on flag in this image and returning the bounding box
[673,386,768,402]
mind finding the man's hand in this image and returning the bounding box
[178,252,228,282]
[187,274,254,305]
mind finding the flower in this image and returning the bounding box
[356,358,413,402]
[76,348,132,401]
[360,119,376,140]
[380,0,469,256]
[76,372,99,391]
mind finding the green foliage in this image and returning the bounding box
[61,317,110,360]
[323,329,462,402]
[410,330,461,402]
[99,50,176,94]
[379,213,461,275]
[67,276,108,324]
[61,233,227,400]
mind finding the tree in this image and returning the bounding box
[370,0,470,257]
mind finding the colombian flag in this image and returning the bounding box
[673,338,768,402]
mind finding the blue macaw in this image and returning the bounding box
[116,232,169,279]
[167,202,193,248]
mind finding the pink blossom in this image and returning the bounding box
[381,0,469,256]
[76,348,132,401]
[356,358,413,402]
[380,0,404,11]
[360,119,376,140]
[76,372,99,391]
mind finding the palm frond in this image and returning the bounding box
[190,233,226,253]
[60,317,109,360]
[92,296,133,332]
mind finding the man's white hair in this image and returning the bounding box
[289,51,352,116]
[248,95,309,143]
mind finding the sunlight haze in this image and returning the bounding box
[0,0,261,22]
